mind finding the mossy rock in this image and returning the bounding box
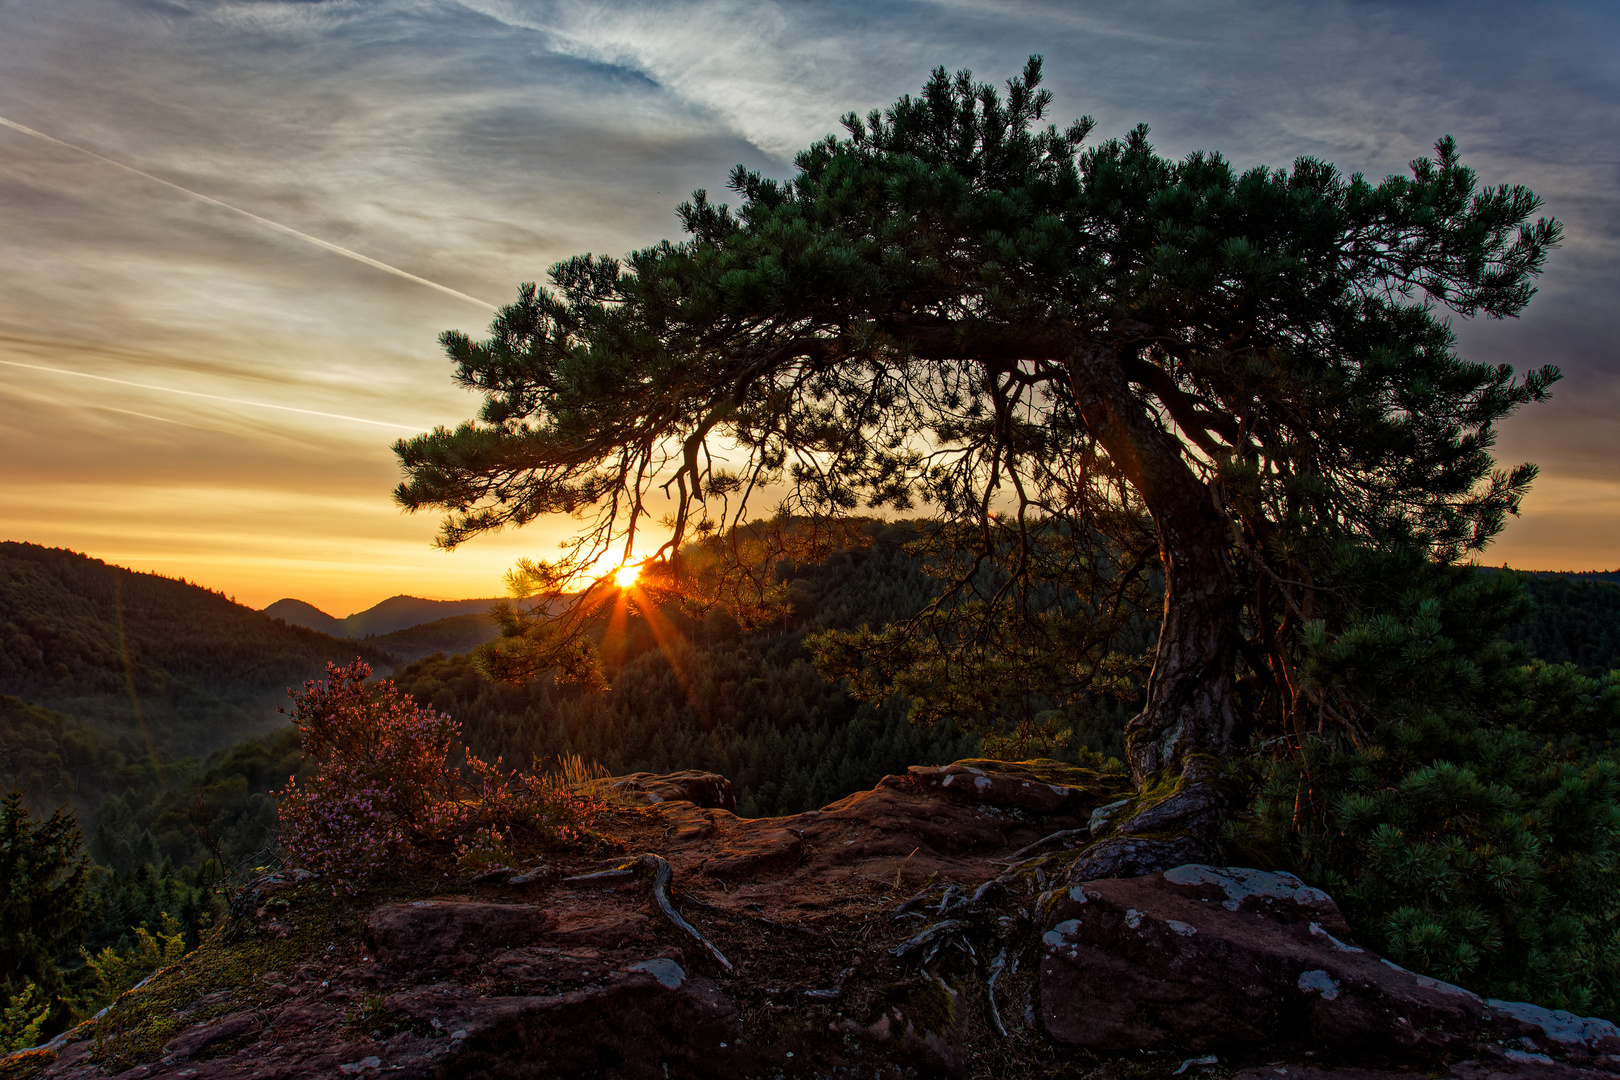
[903,975,958,1037]
[0,1047,57,1080]
[85,883,367,1071]
[949,758,1130,793]
[879,975,958,1037]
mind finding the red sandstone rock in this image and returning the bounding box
[1039,864,1620,1072]
[366,901,554,969]
[905,763,1095,815]
[384,965,741,1079]
[606,770,736,811]
[16,764,1620,1080]
[158,1012,260,1062]
[547,908,652,946]
[703,828,803,882]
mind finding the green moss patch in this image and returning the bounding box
[85,884,369,1071]
[951,758,1129,792]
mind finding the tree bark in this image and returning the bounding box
[1064,340,1241,787]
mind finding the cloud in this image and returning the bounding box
[0,113,497,309]
[0,357,423,431]
[446,0,903,160]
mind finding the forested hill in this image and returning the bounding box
[393,522,989,818]
[366,612,498,663]
[1505,572,1620,671]
[385,546,1620,818]
[0,542,387,756]
[1532,570,1620,584]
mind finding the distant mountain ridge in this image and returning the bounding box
[1526,569,1620,583]
[265,594,503,639]
[262,597,345,637]
[365,612,500,664]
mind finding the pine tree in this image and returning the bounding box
[394,57,1558,857]
[1229,555,1620,1015]
[0,789,90,1018]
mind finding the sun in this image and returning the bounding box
[612,561,641,589]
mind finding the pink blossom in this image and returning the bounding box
[276,659,602,890]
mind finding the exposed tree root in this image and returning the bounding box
[1005,828,1089,861]
[890,918,969,961]
[565,854,734,972]
[986,946,1010,1038]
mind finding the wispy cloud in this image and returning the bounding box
[0,359,422,431]
[452,0,918,159]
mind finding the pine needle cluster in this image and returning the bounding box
[1231,554,1620,1014]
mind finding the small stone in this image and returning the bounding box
[627,958,687,989]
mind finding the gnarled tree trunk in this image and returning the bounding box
[1129,506,1241,780]
[1062,339,1240,871]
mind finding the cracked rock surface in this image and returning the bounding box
[9,761,1618,1080]
[1039,865,1620,1070]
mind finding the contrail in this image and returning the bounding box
[91,404,204,429]
[0,114,498,312]
[0,357,422,431]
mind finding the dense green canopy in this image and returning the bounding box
[0,790,89,1006]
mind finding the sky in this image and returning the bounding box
[0,0,1616,616]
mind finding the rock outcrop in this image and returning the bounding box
[1040,865,1620,1070]
[11,761,1618,1080]
[601,769,736,812]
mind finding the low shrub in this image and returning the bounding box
[1231,563,1620,1018]
[277,660,600,888]
[81,912,187,1003]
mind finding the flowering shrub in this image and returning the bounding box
[278,660,600,888]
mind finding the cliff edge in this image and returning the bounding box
[7,761,1617,1080]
